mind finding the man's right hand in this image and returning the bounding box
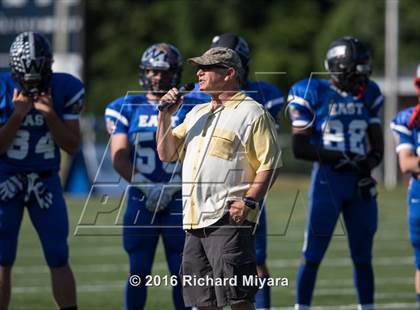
[12,89,33,119]
[158,87,183,115]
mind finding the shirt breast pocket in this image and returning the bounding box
[209,128,237,160]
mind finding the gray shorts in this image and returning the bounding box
[181,213,258,307]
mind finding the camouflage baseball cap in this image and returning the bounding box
[187,47,243,72]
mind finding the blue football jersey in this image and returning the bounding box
[391,106,420,157]
[186,80,284,124]
[105,94,202,183]
[0,72,84,173]
[288,79,384,156]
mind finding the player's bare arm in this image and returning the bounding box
[0,90,33,154]
[109,133,135,182]
[398,148,420,174]
[33,91,81,154]
[156,87,182,162]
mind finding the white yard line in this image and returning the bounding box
[12,256,415,274]
[272,302,418,310]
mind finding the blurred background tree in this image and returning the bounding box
[85,0,420,114]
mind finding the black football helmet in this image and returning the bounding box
[210,33,250,83]
[139,43,183,94]
[9,32,53,96]
[324,36,371,96]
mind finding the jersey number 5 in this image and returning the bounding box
[134,131,177,174]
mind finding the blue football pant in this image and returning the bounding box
[408,179,420,269]
[0,173,69,268]
[123,188,188,310]
[296,166,377,306]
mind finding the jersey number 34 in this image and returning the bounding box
[7,130,55,160]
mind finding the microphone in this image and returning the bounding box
[158,82,195,111]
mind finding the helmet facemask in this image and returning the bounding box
[139,43,182,97]
[325,37,371,97]
[141,68,179,97]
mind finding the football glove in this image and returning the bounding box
[408,103,420,129]
[133,173,178,213]
[144,174,182,213]
[0,174,26,201]
[145,185,173,213]
[24,173,53,209]
[357,176,377,200]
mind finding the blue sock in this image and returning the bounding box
[416,293,420,309]
[353,263,374,305]
[255,276,271,309]
[296,261,319,306]
[125,277,147,310]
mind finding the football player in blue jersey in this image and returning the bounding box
[105,43,199,310]
[288,37,384,310]
[391,65,420,309]
[185,32,284,310]
[0,32,83,310]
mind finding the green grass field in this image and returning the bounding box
[9,175,416,309]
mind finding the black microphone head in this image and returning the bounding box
[184,82,195,91]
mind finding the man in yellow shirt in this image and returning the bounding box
[157,47,281,310]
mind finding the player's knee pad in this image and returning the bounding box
[0,256,15,267]
[0,235,19,266]
[127,252,155,276]
[44,243,69,268]
[302,258,320,269]
[256,248,267,266]
[350,250,373,265]
[353,262,372,270]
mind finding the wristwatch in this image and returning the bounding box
[243,197,258,210]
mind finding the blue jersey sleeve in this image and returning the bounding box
[0,79,8,125]
[287,79,318,128]
[365,80,384,124]
[59,74,85,120]
[390,107,415,153]
[105,97,130,135]
[0,73,14,125]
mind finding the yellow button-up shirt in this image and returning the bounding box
[172,91,281,229]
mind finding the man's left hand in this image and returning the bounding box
[33,90,54,118]
[228,200,250,225]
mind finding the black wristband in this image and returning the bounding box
[243,197,258,210]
